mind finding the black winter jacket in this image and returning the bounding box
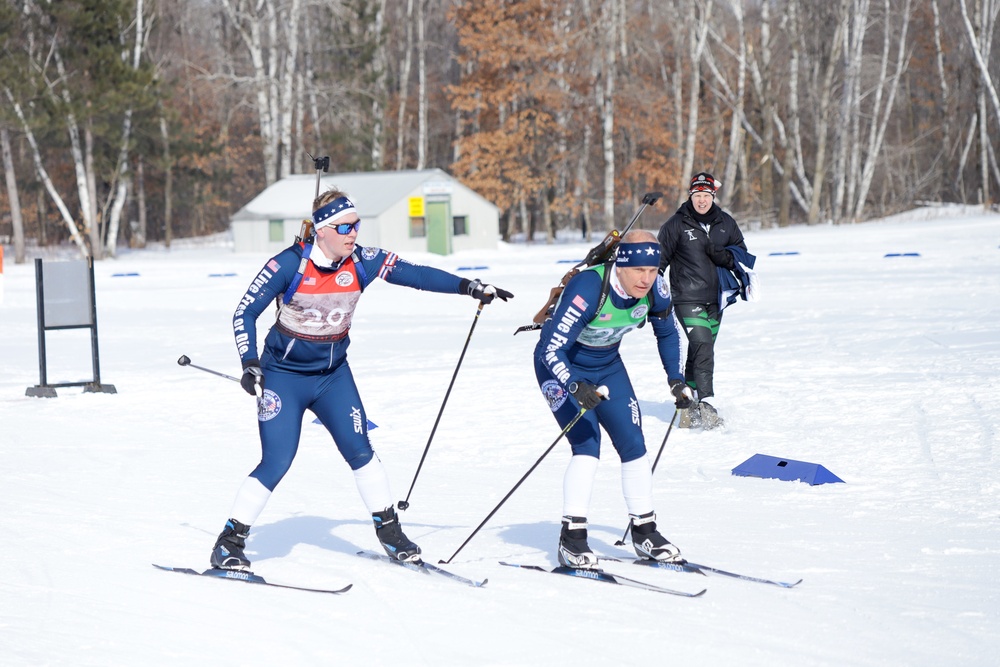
[656,200,747,305]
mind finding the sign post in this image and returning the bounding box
[26,257,116,397]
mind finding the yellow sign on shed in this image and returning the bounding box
[408,197,425,217]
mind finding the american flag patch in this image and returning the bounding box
[599,313,612,321]
[572,295,588,310]
[267,259,280,272]
[378,252,398,280]
[303,276,316,286]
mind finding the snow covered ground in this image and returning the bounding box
[1,207,998,666]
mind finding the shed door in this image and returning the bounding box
[426,198,452,255]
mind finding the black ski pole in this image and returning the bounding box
[398,302,486,511]
[177,355,240,383]
[614,408,679,546]
[439,403,596,565]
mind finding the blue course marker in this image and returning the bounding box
[209,272,238,277]
[456,266,489,271]
[557,259,584,264]
[112,272,140,277]
[884,252,921,258]
[768,251,800,256]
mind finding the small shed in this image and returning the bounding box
[230,169,499,256]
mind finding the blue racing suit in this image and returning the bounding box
[533,263,685,463]
[233,242,465,490]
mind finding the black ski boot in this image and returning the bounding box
[630,511,682,562]
[210,518,252,571]
[373,507,422,562]
[557,516,598,569]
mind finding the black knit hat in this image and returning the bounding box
[689,172,720,197]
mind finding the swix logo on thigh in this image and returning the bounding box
[351,406,364,433]
[257,390,282,422]
[629,397,640,425]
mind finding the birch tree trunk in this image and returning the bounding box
[958,113,978,202]
[370,0,388,169]
[852,0,911,220]
[135,155,147,249]
[395,0,415,170]
[718,0,746,211]
[160,114,173,248]
[1,126,26,263]
[680,0,712,203]
[416,0,428,170]
[105,0,148,258]
[807,2,847,225]
[84,119,102,257]
[931,0,952,169]
[219,0,300,184]
[758,0,774,216]
[48,49,97,254]
[600,0,617,227]
[278,0,302,178]
[302,15,322,151]
[4,88,88,256]
[959,0,1000,201]
[779,0,801,224]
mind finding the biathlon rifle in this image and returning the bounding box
[296,153,330,242]
[514,191,662,335]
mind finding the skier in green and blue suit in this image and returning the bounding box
[533,229,694,569]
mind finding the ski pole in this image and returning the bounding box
[439,387,608,565]
[614,408,678,546]
[177,355,240,383]
[398,302,486,511]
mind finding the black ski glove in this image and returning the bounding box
[669,379,694,410]
[240,360,264,397]
[463,278,514,305]
[569,381,607,410]
[706,245,733,269]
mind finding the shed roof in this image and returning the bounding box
[231,168,492,222]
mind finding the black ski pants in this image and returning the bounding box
[673,301,722,400]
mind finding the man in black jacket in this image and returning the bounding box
[656,172,748,429]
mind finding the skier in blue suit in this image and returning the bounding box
[211,187,513,572]
[534,229,693,569]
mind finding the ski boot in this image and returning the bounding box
[557,516,599,569]
[373,507,422,562]
[210,518,252,571]
[630,511,682,562]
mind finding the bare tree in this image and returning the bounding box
[1,125,26,263]
[807,0,848,225]
[4,87,88,256]
[218,0,302,184]
[680,0,713,203]
[851,0,912,221]
[959,0,1000,202]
